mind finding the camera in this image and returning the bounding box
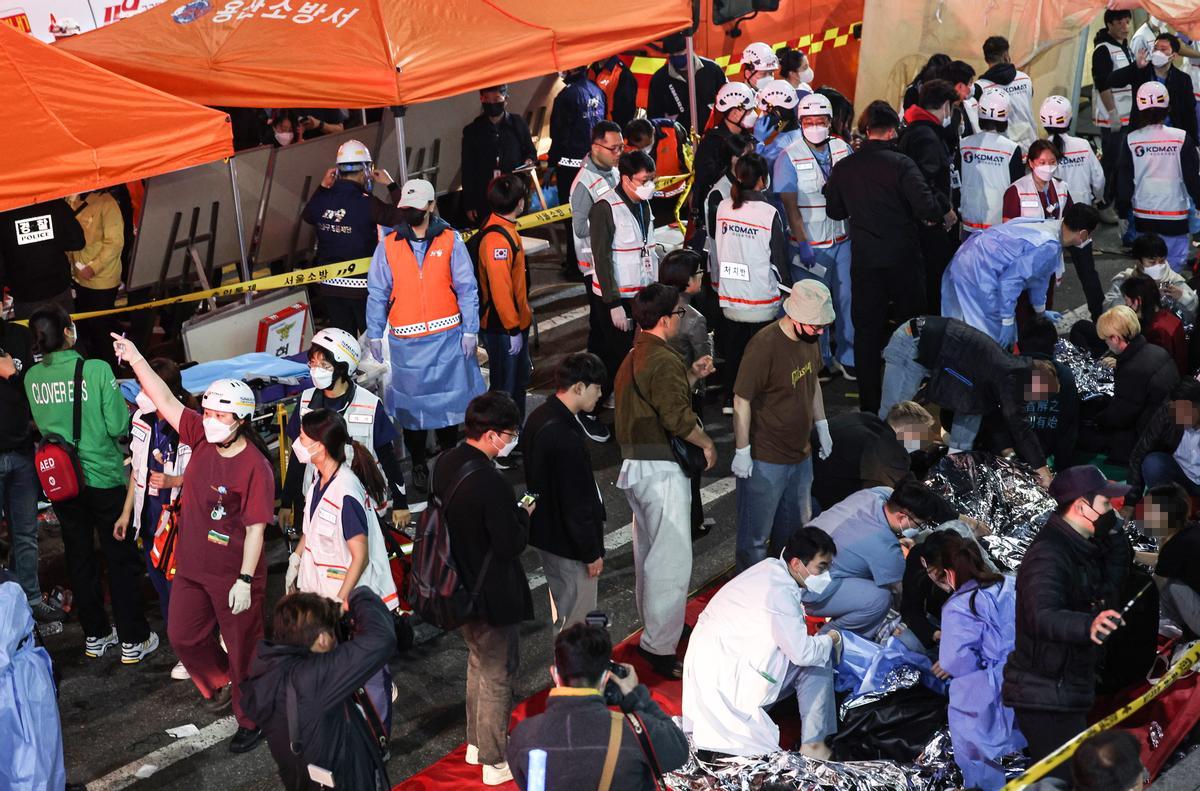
[585,610,628,706]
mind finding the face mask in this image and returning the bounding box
[802,124,830,145]
[1150,50,1171,68]
[901,437,923,452]
[941,112,953,128]
[669,54,688,70]
[402,207,428,226]
[1143,262,1169,279]
[797,326,821,343]
[482,101,505,118]
[292,438,314,464]
[203,416,235,445]
[309,366,334,390]
[804,569,832,595]
[633,180,656,201]
[640,143,654,157]
[1032,164,1058,181]
[739,109,759,129]
[135,391,155,414]
[492,432,518,458]
[797,66,814,85]
[274,131,294,146]
[751,73,772,90]
[1092,509,1119,540]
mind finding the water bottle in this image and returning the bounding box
[527,749,547,791]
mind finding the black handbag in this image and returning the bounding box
[628,349,707,477]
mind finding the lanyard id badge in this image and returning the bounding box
[640,245,654,280]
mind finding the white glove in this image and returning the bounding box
[110,332,144,365]
[228,579,252,615]
[368,338,384,363]
[815,419,833,460]
[285,553,300,593]
[610,306,631,332]
[461,332,477,357]
[732,445,754,478]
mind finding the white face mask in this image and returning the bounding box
[902,437,923,452]
[751,73,773,90]
[640,144,654,156]
[797,66,814,85]
[802,124,830,145]
[493,431,518,458]
[274,131,294,146]
[203,416,236,445]
[292,438,314,464]
[135,390,155,414]
[804,569,832,595]
[1150,50,1171,68]
[739,109,759,129]
[309,366,334,390]
[941,112,953,128]
[633,180,656,201]
[1032,164,1058,181]
[1144,262,1169,279]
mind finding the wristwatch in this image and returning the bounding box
[237,573,252,584]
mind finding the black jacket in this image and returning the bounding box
[899,542,951,649]
[812,412,911,510]
[915,317,1047,469]
[0,199,85,302]
[1002,515,1125,713]
[461,113,537,216]
[1108,63,1198,141]
[823,139,944,270]
[507,685,689,791]
[0,321,35,454]
[520,396,606,563]
[981,356,1079,470]
[691,125,734,223]
[434,443,534,626]
[898,117,953,213]
[240,589,397,791]
[646,57,726,132]
[1091,30,1133,94]
[1099,334,1178,461]
[1125,401,1187,505]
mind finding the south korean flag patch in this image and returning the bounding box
[493,247,509,260]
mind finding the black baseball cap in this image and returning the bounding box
[1047,465,1131,506]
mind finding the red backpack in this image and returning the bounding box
[34,359,85,502]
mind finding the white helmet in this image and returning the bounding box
[335,139,372,171]
[756,79,799,111]
[1136,81,1169,110]
[798,93,833,118]
[741,42,779,72]
[202,379,256,419]
[714,81,757,113]
[977,88,1010,122]
[1039,95,1073,129]
[310,327,362,374]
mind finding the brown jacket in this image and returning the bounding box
[614,332,698,461]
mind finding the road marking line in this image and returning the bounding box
[87,716,238,790]
[535,305,589,333]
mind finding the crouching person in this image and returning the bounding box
[506,622,688,790]
[682,527,842,759]
[241,589,397,791]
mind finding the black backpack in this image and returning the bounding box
[466,223,519,328]
[405,457,490,630]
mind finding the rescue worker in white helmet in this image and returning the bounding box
[1040,95,1107,321]
[1116,81,1200,272]
[752,79,803,174]
[112,333,277,754]
[279,327,409,537]
[283,407,400,733]
[303,140,408,336]
[957,89,1025,237]
[740,42,779,91]
[776,92,854,380]
[692,81,759,230]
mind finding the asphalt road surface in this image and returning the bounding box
[34,221,1138,789]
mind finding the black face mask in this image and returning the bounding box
[482,101,505,118]
[402,208,428,226]
[1092,509,1119,540]
[798,329,821,344]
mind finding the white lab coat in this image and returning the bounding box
[682,558,835,756]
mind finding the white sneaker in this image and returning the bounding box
[482,762,513,786]
[121,632,160,665]
[170,660,190,680]
[465,744,480,765]
[85,628,118,658]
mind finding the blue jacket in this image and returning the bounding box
[549,76,606,167]
[302,179,382,265]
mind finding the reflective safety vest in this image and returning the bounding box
[646,120,687,199]
[384,230,462,338]
[1009,173,1070,221]
[1055,133,1104,206]
[714,197,783,319]
[1188,58,1200,104]
[977,72,1036,149]
[298,385,383,503]
[705,175,733,273]
[959,131,1020,232]
[129,410,192,532]
[591,191,656,298]
[781,136,851,248]
[591,59,626,120]
[1127,125,1190,222]
[569,162,619,276]
[297,464,399,611]
[1092,41,1133,127]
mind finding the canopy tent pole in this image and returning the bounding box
[1067,25,1090,136]
[392,105,409,183]
[226,158,252,304]
[685,34,700,138]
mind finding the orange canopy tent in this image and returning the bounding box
[1,22,232,213]
[58,0,692,109]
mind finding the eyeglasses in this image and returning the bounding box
[594,142,624,154]
[669,308,687,318]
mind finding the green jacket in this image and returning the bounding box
[25,349,128,490]
[614,333,699,461]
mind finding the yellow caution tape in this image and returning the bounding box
[1003,640,1200,788]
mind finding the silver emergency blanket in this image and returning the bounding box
[1054,338,1114,400]
[840,665,922,718]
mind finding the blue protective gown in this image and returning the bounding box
[365,219,485,430]
[940,218,1063,340]
[0,576,65,791]
[938,576,1026,791]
